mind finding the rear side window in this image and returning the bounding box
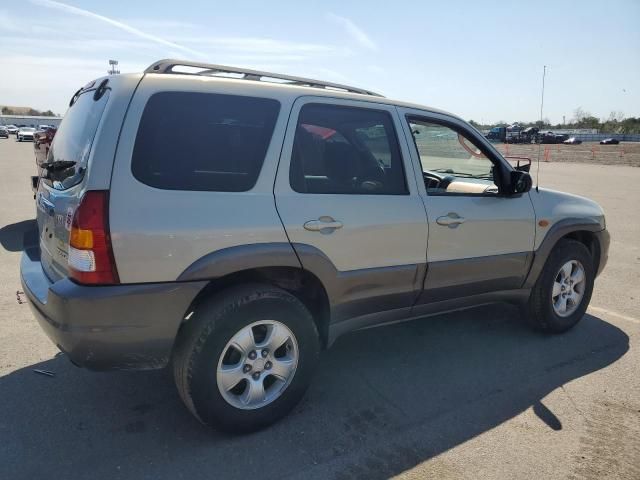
[132,92,280,192]
[289,104,407,195]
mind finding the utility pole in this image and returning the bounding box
[535,65,547,192]
[108,60,120,75]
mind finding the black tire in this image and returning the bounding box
[172,283,320,433]
[526,239,595,333]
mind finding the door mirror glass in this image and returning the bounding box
[509,170,532,194]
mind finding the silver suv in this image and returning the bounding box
[21,59,609,432]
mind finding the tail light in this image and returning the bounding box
[68,190,119,285]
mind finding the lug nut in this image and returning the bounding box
[243,364,251,373]
[248,350,257,360]
[261,349,269,358]
[252,372,261,380]
[265,361,272,370]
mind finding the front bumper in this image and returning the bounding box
[595,229,610,276]
[21,248,206,370]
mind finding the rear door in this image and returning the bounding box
[274,97,429,322]
[36,86,111,281]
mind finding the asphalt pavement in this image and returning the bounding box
[0,139,638,480]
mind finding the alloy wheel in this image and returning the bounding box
[216,320,298,410]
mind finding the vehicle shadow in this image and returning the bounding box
[0,307,628,480]
[0,219,37,252]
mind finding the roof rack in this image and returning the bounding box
[145,59,383,97]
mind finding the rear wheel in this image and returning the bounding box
[526,239,594,333]
[172,284,320,433]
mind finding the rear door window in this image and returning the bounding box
[289,104,407,195]
[132,92,280,192]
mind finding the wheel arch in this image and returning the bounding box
[176,243,332,348]
[562,230,601,273]
[523,218,606,288]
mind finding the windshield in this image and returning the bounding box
[44,88,110,190]
[22,128,36,132]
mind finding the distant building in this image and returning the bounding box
[0,114,63,128]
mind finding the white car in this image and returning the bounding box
[17,127,36,142]
[6,125,19,135]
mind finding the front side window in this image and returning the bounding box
[290,104,407,195]
[132,92,280,192]
[408,119,499,195]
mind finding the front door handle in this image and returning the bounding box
[436,212,465,228]
[304,216,343,233]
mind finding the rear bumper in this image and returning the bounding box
[20,248,206,370]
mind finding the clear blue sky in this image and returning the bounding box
[1,0,639,123]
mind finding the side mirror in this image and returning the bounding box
[509,170,532,194]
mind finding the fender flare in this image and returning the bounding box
[522,217,605,288]
[177,242,302,281]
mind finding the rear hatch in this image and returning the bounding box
[36,85,111,282]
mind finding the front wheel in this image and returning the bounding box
[172,284,320,433]
[526,239,595,333]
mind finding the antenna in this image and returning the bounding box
[535,65,546,192]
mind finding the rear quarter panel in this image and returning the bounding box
[109,74,295,283]
[84,73,144,191]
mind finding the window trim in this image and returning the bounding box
[405,114,513,197]
[289,102,410,196]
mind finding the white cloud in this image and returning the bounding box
[29,0,208,58]
[1,5,366,112]
[326,13,377,51]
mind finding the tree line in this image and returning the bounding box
[470,108,640,134]
[1,106,57,117]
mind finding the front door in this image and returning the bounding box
[399,109,536,302]
[274,97,429,322]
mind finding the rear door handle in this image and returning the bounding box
[304,216,343,233]
[436,212,465,228]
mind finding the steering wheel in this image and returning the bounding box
[423,171,455,190]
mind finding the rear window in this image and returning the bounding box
[131,92,280,192]
[45,89,110,190]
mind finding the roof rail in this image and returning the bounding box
[145,59,383,97]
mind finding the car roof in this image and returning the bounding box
[140,72,459,119]
[119,59,461,122]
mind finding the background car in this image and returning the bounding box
[0,127,8,139]
[563,137,582,145]
[17,127,36,142]
[600,138,619,145]
[33,126,57,191]
[5,125,19,135]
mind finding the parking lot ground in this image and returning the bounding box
[0,139,639,480]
